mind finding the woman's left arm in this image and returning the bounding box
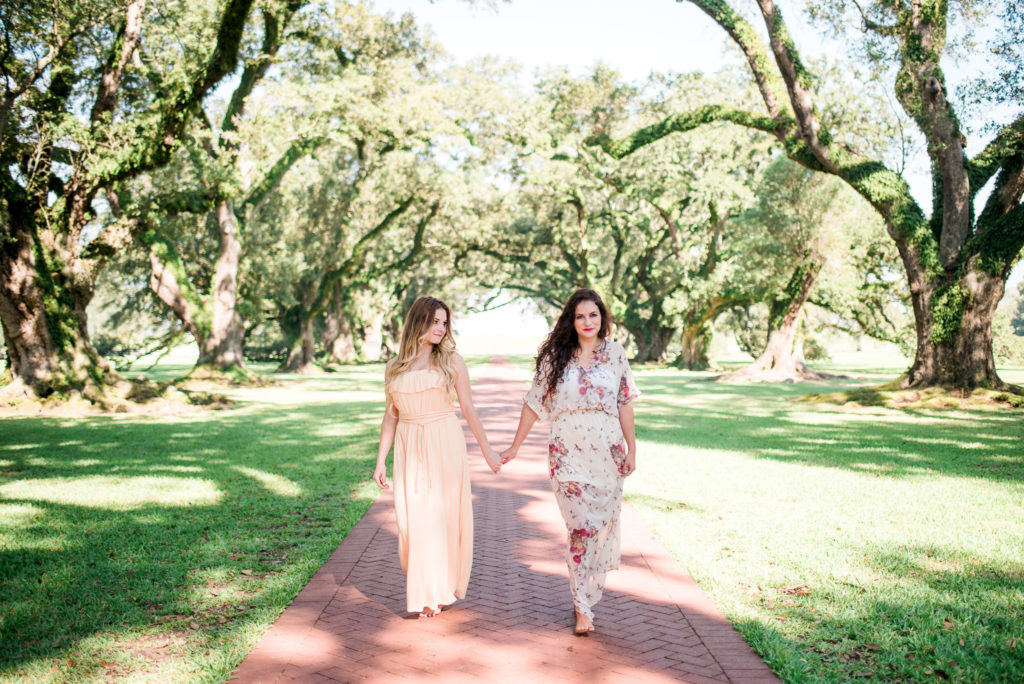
[616,344,639,476]
[454,355,501,473]
[618,401,637,476]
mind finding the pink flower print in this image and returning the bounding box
[617,374,633,406]
[549,437,568,477]
[610,441,628,475]
[564,481,582,498]
[569,525,597,564]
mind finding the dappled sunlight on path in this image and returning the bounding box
[230,359,779,683]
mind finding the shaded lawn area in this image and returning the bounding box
[627,367,1024,683]
[0,365,388,683]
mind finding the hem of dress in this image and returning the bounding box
[407,591,458,614]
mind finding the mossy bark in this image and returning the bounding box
[0,215,119,398]
[1,0,257,400]
[677,297,733,370]
[628,323,676,363]
[902,258,1006,387]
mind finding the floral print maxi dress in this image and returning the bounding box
[524,339,640,620]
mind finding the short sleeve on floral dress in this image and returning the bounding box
[523,339,639,620]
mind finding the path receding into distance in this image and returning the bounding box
[230,358,779,683]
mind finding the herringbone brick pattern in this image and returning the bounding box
[230,359,779,683]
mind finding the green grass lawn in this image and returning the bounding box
[0,365,388,683]
[627,367,1024,683]
[2,356,1022,683]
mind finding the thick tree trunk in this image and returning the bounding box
[902,254,1005,388]
[678,323,711,370]
[197,200,246,369]
[676,298,730,370]
[282,314,317,373]
[0,215,117,397]
[324,313,355,364]
[719,258,823,382]
[631,325,675,363]
[719,310,813,382]
[322,284,356,364]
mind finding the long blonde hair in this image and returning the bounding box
[385,296,458,410]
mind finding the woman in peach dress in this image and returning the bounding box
[373,296,501,617]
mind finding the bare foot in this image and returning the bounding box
[574,610,594,635]
[419,606,439,618]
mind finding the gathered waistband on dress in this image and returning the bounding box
[555,407,612,419]
[398,409,455,426]
[398,409,455,492]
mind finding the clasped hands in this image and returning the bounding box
[377,445,635,486]
[482,445,518,474]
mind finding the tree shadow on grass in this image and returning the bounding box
[634,374,1024,483]
[0,396,383,681]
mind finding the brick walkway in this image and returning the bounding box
[230,360,779,683]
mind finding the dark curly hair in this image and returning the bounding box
[536,289,611,398]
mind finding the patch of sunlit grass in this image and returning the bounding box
[627,368,1024,683]
[0,367,386,683]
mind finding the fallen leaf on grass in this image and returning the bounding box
[781,583,810,595]
[942,619,954,630]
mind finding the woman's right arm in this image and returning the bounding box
[500,403,538,464]
[373,409,398,489]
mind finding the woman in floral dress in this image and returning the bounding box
[501,289,639,635]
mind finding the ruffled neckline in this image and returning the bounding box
[390,367,444,394]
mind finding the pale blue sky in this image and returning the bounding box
[371,0,741,81]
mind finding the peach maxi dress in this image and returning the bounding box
[390,369,473,613]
